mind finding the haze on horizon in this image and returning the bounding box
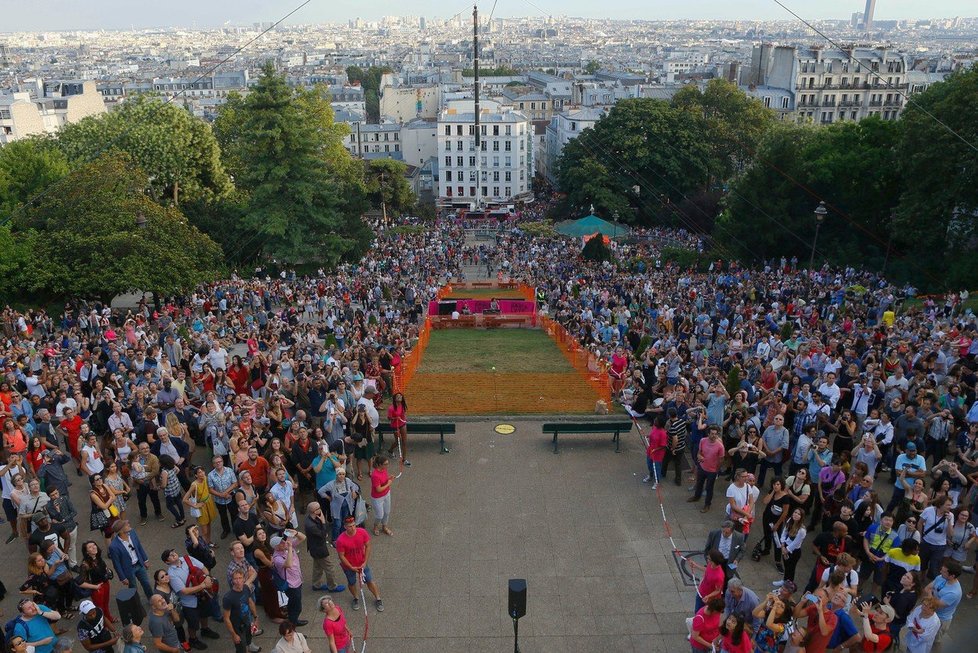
[1,0,974,32]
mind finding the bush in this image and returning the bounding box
[520,220,556,238]
[581,236,613,263]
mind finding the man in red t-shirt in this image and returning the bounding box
[57,407,84,464]
[687,426,726,513]
[236,447,270,489]
[334,516,383,612]
[793,588,838,653]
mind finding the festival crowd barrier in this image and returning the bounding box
[393,316,431,394]
[538,315,612,405]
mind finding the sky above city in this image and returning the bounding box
[2,0,973,32]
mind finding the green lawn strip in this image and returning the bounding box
[417,329,573,373]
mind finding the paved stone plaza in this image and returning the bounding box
[4,420,978,652]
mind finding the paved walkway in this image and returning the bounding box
[6,422,978,651]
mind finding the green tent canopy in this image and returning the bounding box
[554,214,631,239]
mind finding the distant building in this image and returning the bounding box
[862,0,877,30]
[743,44,909,124]
[380,84,441,122]
[344,121,402,159]
[543,107,606,187]
[436,99,532,210]
[0,79,105,144]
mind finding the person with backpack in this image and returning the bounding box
[163,549,220,650]
[6,599,61,653]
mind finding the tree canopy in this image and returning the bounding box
[57,95,232,205]
[215,62,370,270]
[365,159,416,216]
[0,136,69,220]
[556,98,717,225]
[11,154,222,301]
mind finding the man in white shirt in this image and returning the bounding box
[107,403,134,436]
[207,342,228,371]
[357,387,380,430]
[816,372,841,410]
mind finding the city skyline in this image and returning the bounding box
[1,0,975,32]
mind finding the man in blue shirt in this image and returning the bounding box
[10,600,61,653]
[925,559,963,645]
[885,442,927,513]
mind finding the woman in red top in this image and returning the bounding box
[370,455,393,536]
[690,597,724,652]
[720,614,753,653]
[25,436,49,473]
[319,595,352,653]
[386,393,409,467]
[644,418,668,486]
[689,549,727,613]
[608,348,628,396]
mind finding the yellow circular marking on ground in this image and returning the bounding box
[494,424,516,435]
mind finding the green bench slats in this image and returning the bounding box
[541,421,634,454]
[376,422,456,454]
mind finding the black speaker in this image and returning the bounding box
[116,587,146,626]
[508,578,527,619]
[438,300,457,315]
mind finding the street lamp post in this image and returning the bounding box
[809,201,827,271]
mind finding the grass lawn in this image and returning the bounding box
[417,328,573,373]
[442,287,528,299]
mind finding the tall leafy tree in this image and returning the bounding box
[556,98,715,225]
[23,154,222,301]
[57,95,232,205]
[217,62,370,269]
[895,67,978,287]
[365,159,416,216]
[672,79,775,181]
[716,118,901,267]
[0,136,69,220]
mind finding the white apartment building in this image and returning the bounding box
[436,99,532,210]
[0,80,106,144]
[543,107,606,186]
[344,121,403,159]
[744,44,909,124]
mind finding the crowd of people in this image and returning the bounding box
[484,223,977,652]
[0,222,468,653]
[0,205,976,653]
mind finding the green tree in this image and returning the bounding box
[672,79,775,182]
[23,154,222,301]
[716,118,901,267]
[0,136,69,220]
[895,67,978,287]
[556,98,715,225]
[584,60,601,75]
[218,62,370,269]
[581,235,613,262]
[57,95,232,205]
[346,65,393,122]
[365,159,416,216]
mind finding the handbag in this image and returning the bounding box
[189,486,202,519]
[109,504,120,518]
[353,494,367,525]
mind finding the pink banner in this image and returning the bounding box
[429,299,536,314]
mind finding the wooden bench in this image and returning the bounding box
[542,421,634,454]
[483,316,527,328]
[376,422,455,454]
